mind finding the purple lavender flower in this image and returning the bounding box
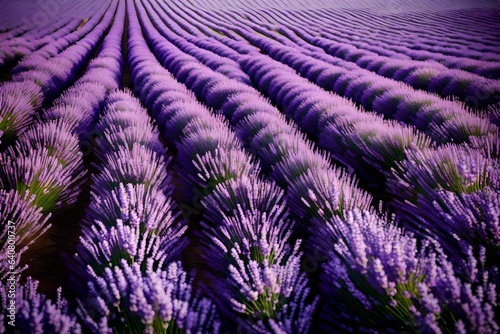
[225,95,279,125]
[201,172,288,226]
[12,69,60,101]
[86,183,180,233]
[0,81,43,140]
[429,112,497,145]
[0,189,51,279]
[78,217,185,275]
[174,126,248,177]
[91,144,170,194]
[96,107,153,135]
[78,260,219,334]
[359,79,401,110]
[236,111,294,148]
[319,117,433,174]
[176,147,257,199]
[404,67,441,90]
[286,167,373,227]
[80,68,120,91]
[372,88,409,118]
[469,132,500,160]
[201,190,294,267]
[317,209,498,333]
[344,75,376,103]
[333,70,366,96]
[207,243,316,333]
[94,123,166,159]
[14,120,83,172]
[87,57,123,74]
[488,103,500,127]
[388,144,499,210]
[0,277,81,333]
[1,147,84,212]
[393,91,441,125]
[205,81,255,110]
[316,68,347,90]
[387,142,500,275]
[150,90,194,118]
[42,103,95,136]
[160,103,223,142]
[0,81,43,109]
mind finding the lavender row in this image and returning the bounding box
[205,6,500,112]
[195,4,500,107]
[297,9,500,63]
[302,7,500,49]
[0,17,71,68]
[11,0,110,77]
[146,0,259,61]
[149,0,500,272]
[58,9,206,331]
[0,98,86,280]
[137,1,317,330]
[191,1,500,73]
[140,0,372,218]
[165,3,260,60]
[238,37,498,154]
[235,4,500,74]
[9,0,116,103]
[0,80,43,146]
[178,3,498,332]
[308,37,500,108]
[131,1,316,331]
[0,0,83,41]
[5,2,213,330]
[144,0,251,84]
[302,9,500,70]
[75,86,218,333]
[145,0,484,253]
[0,0,102,69]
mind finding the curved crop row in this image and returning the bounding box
[144,0,251,85]
[183,2,500,108]
[148,0,500,278]
[75,88,218,333]
[0,0,103,69]
[157,2,499,155]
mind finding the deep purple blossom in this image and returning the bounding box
[0,190,51,279]
[0,147,84,212]
[91,144,171,193]
[13,120,83,173]
[78,260,220,334]
[316,209,498,333]
[0,81,43,140]
[0,277,81,333]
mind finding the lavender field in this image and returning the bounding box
[1,0,499,332]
